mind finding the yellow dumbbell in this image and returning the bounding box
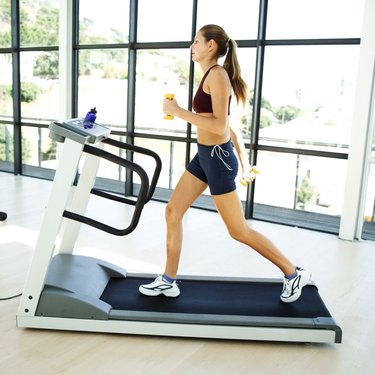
[240,166,260,186]
[164,93,175,120]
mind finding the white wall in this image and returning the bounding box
[339,0,375,240]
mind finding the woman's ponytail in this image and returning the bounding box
[223,39,247,106]
[200,25,248,107]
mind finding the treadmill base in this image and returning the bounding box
[17,315,338,343]
[17,255,342,344]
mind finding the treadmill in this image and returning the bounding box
[16,119,342,344]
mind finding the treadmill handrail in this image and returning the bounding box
[102,137,162,203]
[62,140,159,236]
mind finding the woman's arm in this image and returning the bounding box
[230,123,256,183]
[163,67,230,135]
[230,124,249,170]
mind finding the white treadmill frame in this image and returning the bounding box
[16,121,341,344]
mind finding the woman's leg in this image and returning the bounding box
[212,189,296,276]
[164,170,207,278]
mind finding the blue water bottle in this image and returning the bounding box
[84,107,97,128]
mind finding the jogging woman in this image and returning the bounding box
[139,24,311,303]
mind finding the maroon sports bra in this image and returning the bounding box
[192,65,231,115]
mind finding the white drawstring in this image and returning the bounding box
[210,145,233,170]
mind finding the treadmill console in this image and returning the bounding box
[49,118,111,145]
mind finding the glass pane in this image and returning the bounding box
[254,151,347,215]
[138,0,193,42]
[21,126,56,168]
[363,164,375,221]
[97,135,127,182]
[20,51,60,123]
[77,49,128,129]
[260,45,360,153]
[79,0,130,44]
[135,49,191,136]
[0,123,13,162]
[0,54,12,119]
[134,138,186,190]
[267,0,365,39]
[0,0,11,48]
[197,0,259,40]
[362,163,375,240]
[20,0,59,47]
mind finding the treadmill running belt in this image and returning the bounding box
[100,277,332,319]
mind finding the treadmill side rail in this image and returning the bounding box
[16,316,340,344]
[313,317,343,343]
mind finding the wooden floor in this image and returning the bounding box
[1,172,374,375]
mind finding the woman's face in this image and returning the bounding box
[190,31,209,62]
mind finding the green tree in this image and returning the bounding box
[0,126,31,163]
[274,105,301,123]
[2,83,44,103]
[241,90,275,134]
[297,170,315,209]
[20,5,58,46]
[42,139,57,161]
[0,0,11,47]
[34,52,59,79]
[248,89,272,111]
[172,60,190,86]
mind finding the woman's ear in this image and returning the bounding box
[208,39,216,50]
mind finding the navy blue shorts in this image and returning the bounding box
[186,140,238,195]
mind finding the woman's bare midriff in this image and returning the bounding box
[196,112,230,145]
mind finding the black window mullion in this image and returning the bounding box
[245,0,268,219]
[185,0,198,166]
[72,0,79,117]
[125,0,138,197]
[11,0,21,175]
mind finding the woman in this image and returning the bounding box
[139,24,311,303]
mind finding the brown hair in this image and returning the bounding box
[199,24,248,106]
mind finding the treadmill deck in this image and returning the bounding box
[100,274,341,343]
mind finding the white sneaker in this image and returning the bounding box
[139,275,180,297]
[280,267,311,303]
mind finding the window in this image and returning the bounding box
[0,54,12,120]
[20,0,59,47]
[0,0,11,48]
[2,0,372,239]
[363,164,375,229]
[260,45,359,153]
[79,0,129,44]
[0,123,13,172]
[361,102,375,240]
[21,127,55,169]
[197,0,259,40]
[254,151,347,215]
[0,0,12,125]
[267,0,364,39]
[135,49,191,136]
[20,51,60,123]
[135,138,187,190]
[137,0,193,42]
[77,49,128,128]
[0,1,12,172]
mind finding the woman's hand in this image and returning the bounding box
[163,97,180,117]
[240,165,258,185]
